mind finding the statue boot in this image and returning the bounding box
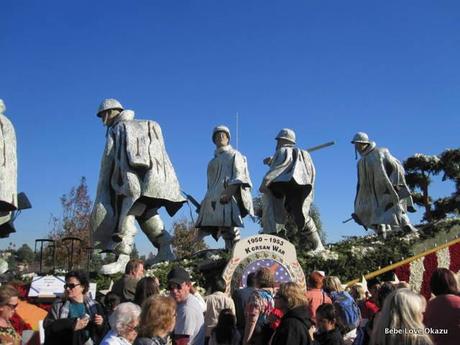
[101,253,130,275]
[305,218,325,254]
[101,215,137,275]
[141,214,176,266]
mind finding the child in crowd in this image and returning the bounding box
[209,309,241,345]
[103,292,121,319]
[314,304,344,345]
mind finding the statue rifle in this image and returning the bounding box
[182,191,201,213]
[343,214,368,231]
[306,141,335,153]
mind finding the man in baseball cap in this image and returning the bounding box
[167,266,205,345]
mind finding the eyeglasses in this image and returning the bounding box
[126,324,140,332]
[64,283,80,290]
[168,283,183,291]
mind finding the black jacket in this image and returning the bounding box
[271,305,313,345]
[314,328,345,345]
[43,297,108,345]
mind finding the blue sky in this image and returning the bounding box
[1,0,459,255]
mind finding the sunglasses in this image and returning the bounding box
[64,283,80,290]
[6,303,18,310]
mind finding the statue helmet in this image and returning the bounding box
[351,132,371,144]
[275,128,296,144]
[97,98,124,117]
[212,125,231,143]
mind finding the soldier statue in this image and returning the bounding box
[195,125,254,249]
[351,132,417,237]
[260,128,325,253]
[91,99,186,274]
[0,100,19,274]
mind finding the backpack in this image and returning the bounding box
[330,291,361,330]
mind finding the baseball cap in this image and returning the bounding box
[167,267,191,285]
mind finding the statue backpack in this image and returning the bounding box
[330,291,361,330]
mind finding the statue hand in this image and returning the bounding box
[351,213,363,226]
[220,193,231,204]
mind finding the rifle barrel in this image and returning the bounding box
[306,141,335,153]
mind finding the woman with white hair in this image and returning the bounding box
[371,288,433,345]
[100,302,141,345]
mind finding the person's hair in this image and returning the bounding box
[134,277,160,306]
[109,302,141,334]
[125,259,144,275]
[316,303,336,323]
[430,268,459,296]
[324,276,343,293]
[367,278,380,290]
[104,292,121,311]
[349,284,366,302]
[256,267,275,289]
[371,288,433,345]
[246,272,257,287]
[307,271,325,289]
[138,296,176,338]
[395,281,410,289]
[277,282,308,310]
[377,282,396,308]
[65,270,90,294]
[0,285,19,306]
[212,309,237,344]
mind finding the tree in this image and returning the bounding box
[48,177,94,271]
[431,149,460,219]
[404,154,442,222]
[15,244,34,263]
[404,149,460,222]
[171,218,208,258]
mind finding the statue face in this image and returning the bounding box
[100,109,120,126]
[355,142,369,155]
[214,131,229,148]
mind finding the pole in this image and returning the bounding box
[236,112,239,150]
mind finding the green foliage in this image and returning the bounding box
[145,258,207,290]
[297,232,413,282]
[404,149,460,222]
[404,154,442,221]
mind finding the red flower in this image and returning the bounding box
[420,253,437,300]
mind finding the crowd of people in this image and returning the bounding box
[0,258,459,345]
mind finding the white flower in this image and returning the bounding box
[209,254,221,261]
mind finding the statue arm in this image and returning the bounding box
[379,150,400,205]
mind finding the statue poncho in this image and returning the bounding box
[195,145,253,239]
[91,110,185,250]
[260,144,315,233]
[0,112,17,238]
[354,143,414,230]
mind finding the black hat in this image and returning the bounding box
[167,266,191,285]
